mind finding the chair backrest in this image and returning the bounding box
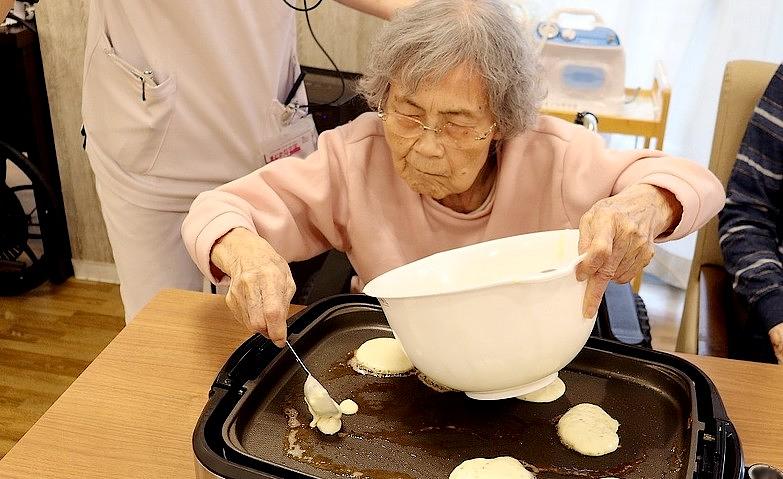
[676,60,778,353]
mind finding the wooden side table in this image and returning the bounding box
[541,61,671,150]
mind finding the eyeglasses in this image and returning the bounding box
[377,99,496,149]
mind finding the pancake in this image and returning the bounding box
[449,456,535,479]
[351,337,414,376]
[417,372,457,393]
[557,403,620,456]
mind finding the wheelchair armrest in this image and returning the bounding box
[596,281,651,348]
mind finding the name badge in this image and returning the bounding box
[260,114,318,164]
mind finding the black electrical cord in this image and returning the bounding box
[6,12,37,33]
[303,0,346,105]
[281,0,325,12]
[282,0,346,106]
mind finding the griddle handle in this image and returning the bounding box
[698,419,744,479]
[722,421,745,479]
[212,333,270,390]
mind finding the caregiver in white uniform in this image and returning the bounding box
[81,1,412,322]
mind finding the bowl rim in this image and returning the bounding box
[363,230,587,300]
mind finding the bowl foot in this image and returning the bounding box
[464,373,559,400]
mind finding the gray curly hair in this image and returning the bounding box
[357,0,544,138]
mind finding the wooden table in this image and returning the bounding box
[0,290,781,477]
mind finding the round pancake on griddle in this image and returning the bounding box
[351,337,414,376]
[557,403,620,456]
[449,456,535,479]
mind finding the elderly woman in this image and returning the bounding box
[182,0,724,347]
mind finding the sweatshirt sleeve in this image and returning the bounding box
[561,127,725,241]
[181,128,351,284]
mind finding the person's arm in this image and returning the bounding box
[718,66,783,362]
[576,183,681,293]
[334,0,416,20]
[182,128,351,284]
[562,126,725,317]
[720,141,783,332]
[181,127,351,345]
[563,126,725,244]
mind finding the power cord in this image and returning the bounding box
[282,0,346,106]
[281,0,324,12]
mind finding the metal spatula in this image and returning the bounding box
[287,341,341,417]
[286,340,312,376]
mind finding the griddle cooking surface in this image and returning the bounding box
[226,308,696,479]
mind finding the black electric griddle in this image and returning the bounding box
[193,295,744,479]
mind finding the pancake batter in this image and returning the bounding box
[517,377,566,403]
[339,399,359,415]
[303,375,343,435]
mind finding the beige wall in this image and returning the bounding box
[296,2,383,73]
[36,2,379,277]
[36,0,115,270]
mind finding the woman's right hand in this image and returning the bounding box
[770,323,783,365]
[210,228,296,347]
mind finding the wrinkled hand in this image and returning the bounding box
[769,323,783,365]
[210,228,296,347]
[576,184,682,318]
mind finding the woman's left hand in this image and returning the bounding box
[576,184,682,318]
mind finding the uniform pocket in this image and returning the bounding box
[82,29,176,175]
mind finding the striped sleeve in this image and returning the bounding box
[718,64,783,332]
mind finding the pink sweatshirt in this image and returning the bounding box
[182,113,725,286]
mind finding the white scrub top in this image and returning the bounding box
[82,0,306,210]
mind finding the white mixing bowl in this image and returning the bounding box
[363,229,595,400]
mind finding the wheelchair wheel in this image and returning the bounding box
[633,293,653,349]
[0,140,63,295]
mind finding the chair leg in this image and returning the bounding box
[630,273,642,293]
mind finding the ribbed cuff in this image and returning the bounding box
[193,211,256,285]
[752,288,783,332]
[640,174,698,242]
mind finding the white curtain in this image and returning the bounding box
[516,0,783,287]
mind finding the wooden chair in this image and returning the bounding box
[675,60,778,357]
